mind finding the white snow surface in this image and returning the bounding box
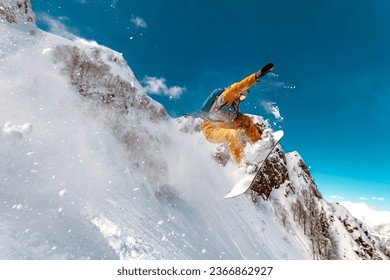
[0,20,387,260]
[341,202,390,242]
[340,202,390,228]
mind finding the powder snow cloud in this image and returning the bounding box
[37,13,78,40]
[37,13,99,46]
[142,76,186,99]
[131,15,147,28]
[261,101,284,122]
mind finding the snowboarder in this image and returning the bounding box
[200,63,274,165]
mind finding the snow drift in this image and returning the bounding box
[0,0,388,260]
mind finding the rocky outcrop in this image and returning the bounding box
[52,44,168,121]
[250,146,293,200]
[51,43,170,189]
[335,205,383,259]
[0,0,35,24]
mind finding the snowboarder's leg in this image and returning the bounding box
[232,114,262,144]
[202,120,244,164]
[228,136,245,164]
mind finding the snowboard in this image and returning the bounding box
[224,130,284,199]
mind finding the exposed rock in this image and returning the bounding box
[0,0,35,24]
[52,44,167,121]
[250,147,292,199]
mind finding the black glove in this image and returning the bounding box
[255,63,274,81]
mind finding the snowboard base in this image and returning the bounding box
[224,130,284,199]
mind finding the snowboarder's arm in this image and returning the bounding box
[222,73,257,102]
[215,63,274,107]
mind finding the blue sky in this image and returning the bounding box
[32,0,390,210]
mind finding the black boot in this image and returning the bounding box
[256,63,274,81]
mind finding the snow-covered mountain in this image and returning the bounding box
[1,0,388,260]
[341,202,390,256]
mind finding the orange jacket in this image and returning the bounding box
[222,73,257,102]
[208,73,257,123]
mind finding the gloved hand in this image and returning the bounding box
[255,63,274,81]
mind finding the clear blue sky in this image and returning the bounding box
[32,0,390,210]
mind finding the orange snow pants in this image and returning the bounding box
[202,115,261,164]
[201,73,261,164]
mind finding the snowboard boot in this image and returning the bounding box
[256,63,274,81]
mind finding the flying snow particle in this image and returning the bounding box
[12,204,23,210]
[41,48,51,55]
[59,189,67,197]
[131,15,147,28]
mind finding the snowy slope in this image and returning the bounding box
[341,202,390,253]
[340,202,390,229]
[0,0,388,260]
